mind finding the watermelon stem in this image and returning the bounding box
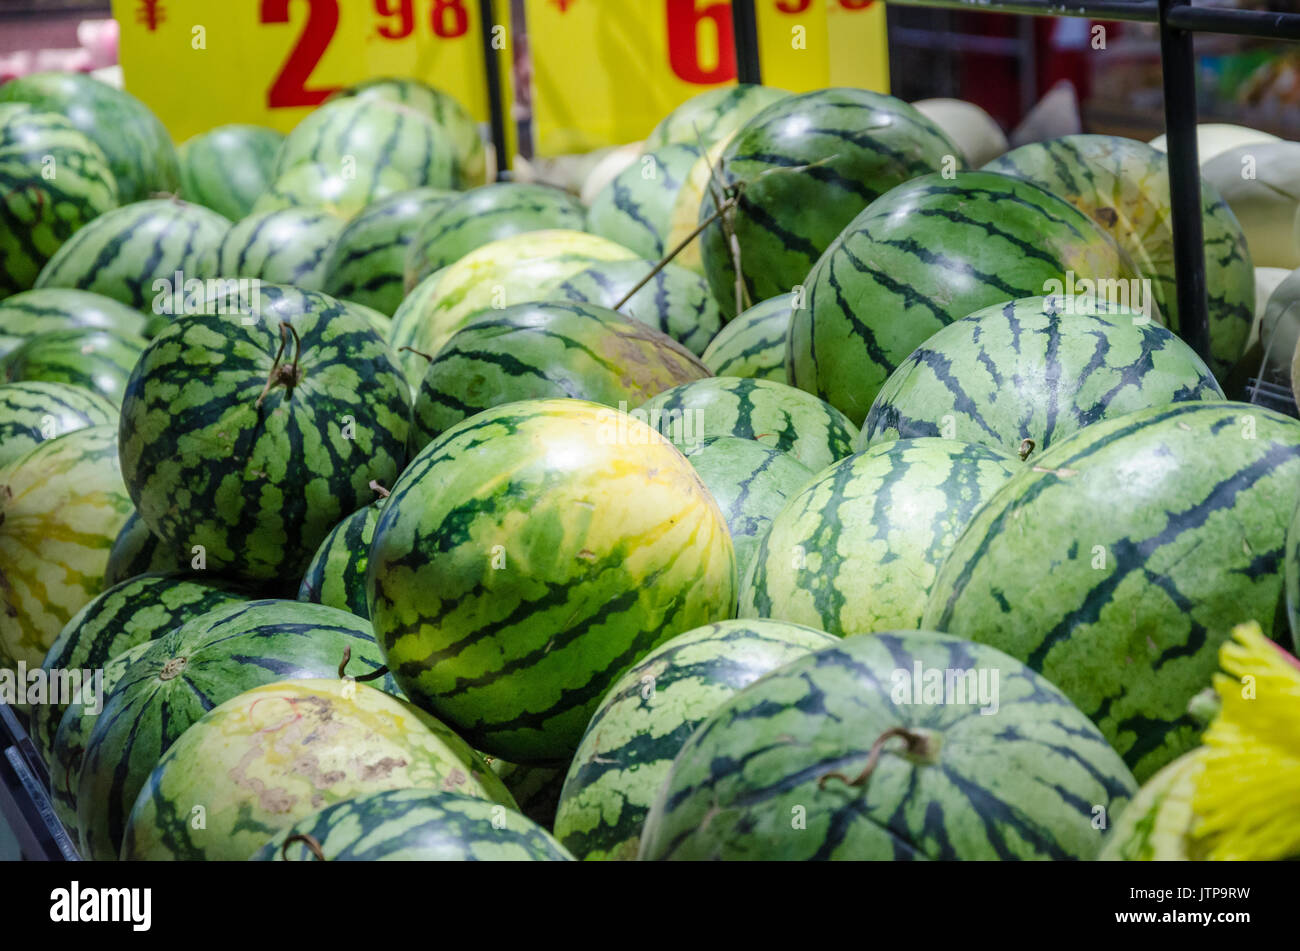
[399,345,436,364]
[281,833,326,861]
[1018,438,1036,462]
[817,726,940,791]
[368,480,391,498]
[613,195,740,311]
[337,645,389,683]
[255,321,304,409]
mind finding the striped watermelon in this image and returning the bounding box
[350,301,392,339]
[1097,748,1207,861]
[275,97,458,192]
[639,631,1138,860]
[251,161,414,219]
[923,401,1300,781]
[661,138,730,276]
[586,144,701,262]
[122,678,514,861]
[637,377,857,473]
[404,183,588,290]
[1,327,147,405]
[547,259,723,355]
[985,135,1255,377]
[103,512,182,587]
[485,758,566,830]
[555,618,835,860]
[861,296,1224,458]
[77,598,397,861]
[368,398,737,762]
[48,640,153,833]
[395,230,640,377]
[1,105,119,296]
[254,788,572,861]
[177,124,284,222]
[0,71,180,203]
[740,438,1020,637]
[0,424,132,670]
[701,292,792,381]
[644,85,789,151]
[31,572,248,762]
[118,286,409,581]
[389,268,447,385]
[406,300,710,453]
[298,500,383,619]
[1287,498,1300,653]
[34,199,232,311]
[0,288,149,358]
[322,187,454,317]
[200,207,345,291]
[680,436,813,581]
[330,77,487,188]
[0,380,116,469]
[699,89,961,316]
[790,171,1143,424]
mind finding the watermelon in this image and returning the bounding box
[404,183,588,290]
[1,105,119,296]
[122,678,514,861]
[275,97,458,192]
[1287,497,1300,653]
[554,618,836,860]
[298,500,383,619]
[922,401,1300,781]
[661,138,730,276]
[636,377,857,473]
[1,327,147,405]
[33,198,232,312]
[0,71,180,203]
[322,188,454,317]
[251,161,415,219]
[644,85,790,152]
[639,630,1138,860]
[1097,748,1207,861]
[394,230,640,379]
[739,438,1019,637]
[701,292,792,381]
[31,573,249,762]
[0,424,132,670]
[680,436,813,581]
[368,398,736,762]
[0,288,149,358]
[861,296,1224,458]
[586,143,702,262]
[789,171,1143,424]
[406,300,710,453]
[200,207,345,291]
[485,758,566,830]
[77,598,398,861]
[48,640,153,833]
[986,134,1255,377]
[103,512,183,587]
[698,88,961,316]
[329,77,487,187]
[0,380,117,469]
[254,788,571,861]
[546,258,723,356]
[177,124,284,222]
[118,286,410,581]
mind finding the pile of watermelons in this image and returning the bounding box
[1,70,1298,862]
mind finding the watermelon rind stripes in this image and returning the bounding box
[200,207,346,291]
[0,380,117,469]
[555,618,836,860]
[639,630,1138,860]
[1,327,147,406]
[922,400,1300,781]
[367,398,737,763]
[251,161,415,220]
[701,292,793,382]
[177,124,284,222]
[0,288,149,359]
[253,788,573,861]
[122,678,515,861]
[297,500,383,619]
[586,143,702,262]
[102,511,183,587]
[643,84,790,152]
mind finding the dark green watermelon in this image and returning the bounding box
[789,170,1142,424]
[177,124,284,222]
[406,300,710,453]
[297,500,383,619]
[76,598,398,861]
[118,286,409,581]
[639,631,1138,860]
[701,292,792,382]
[102,512,184,587]
[923,401,1300,781]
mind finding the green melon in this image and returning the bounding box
[0,380,117,469]
[297,500,384,620]
[251,161,415,219]
[201,208,346,291]
[644,85,790,151]
[586,143,702,262]
[177,124,284,221]
[1,327,147,405]
[701,293,792,381]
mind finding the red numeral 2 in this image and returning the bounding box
[262,0,343,108]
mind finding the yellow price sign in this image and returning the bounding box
[111,0,498,142]
[524,0,889,155]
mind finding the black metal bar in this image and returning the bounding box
[883,0,1158,23]
[1165,6,1300,41]
[1158,0,1210,363]
[732,0,763,85]
[478,0,509,181]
